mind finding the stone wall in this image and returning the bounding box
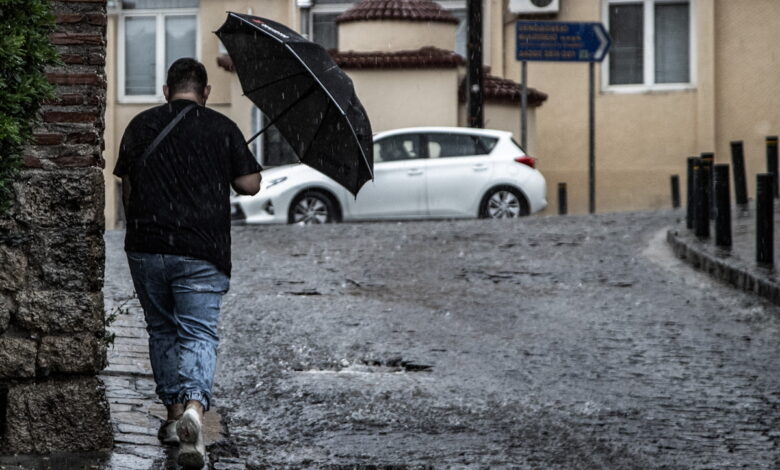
[0,0,112,454]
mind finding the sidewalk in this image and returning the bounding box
[100,293,179,469]
[667,204,780,304]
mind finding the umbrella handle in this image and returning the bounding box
[246,84,317,145]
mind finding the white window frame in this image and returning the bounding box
[117,7,201,104]
[308,3,351,49]
[437,0,469,57]
[601,0,696,94]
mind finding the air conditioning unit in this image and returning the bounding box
[509,0,560,15]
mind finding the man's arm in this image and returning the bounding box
[232,173,261,196]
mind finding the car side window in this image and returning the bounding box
[426,133,497,158]
[373,134,422,162]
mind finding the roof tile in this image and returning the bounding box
[330,47,464,69]
[336,0,459,24]
[460,74,548,107]
[216,52,548,107]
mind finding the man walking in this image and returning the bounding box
[114,58,261,468]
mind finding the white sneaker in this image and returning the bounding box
[176,408,206,468]
[157,419,179,446]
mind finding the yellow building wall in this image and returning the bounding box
[713,0,780,201]
[348,69,461,132]
[503,0,704,214]
[339,21,457,52]
[486,104,537,156]
[104,15,118,226]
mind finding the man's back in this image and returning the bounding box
[115,99,261,276]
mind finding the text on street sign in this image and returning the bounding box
[516,21,611,62]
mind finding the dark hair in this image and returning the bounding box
[166,58,208,97]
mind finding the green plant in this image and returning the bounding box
[103,296,133,348]
[0,0,59,213]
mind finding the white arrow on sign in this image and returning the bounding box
[594,24,609,61]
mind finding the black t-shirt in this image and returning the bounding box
[114,99,262,276]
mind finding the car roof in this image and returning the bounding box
[374,127,513,140]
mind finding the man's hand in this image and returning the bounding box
[232,173,261,196]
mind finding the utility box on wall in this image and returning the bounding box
[509,0,560,15]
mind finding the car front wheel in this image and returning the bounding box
[479,186,529,219]
[288,191,337,225]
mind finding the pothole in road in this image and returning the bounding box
[456,268,554,284]
[362,356,433,372]
[293,356,433,375]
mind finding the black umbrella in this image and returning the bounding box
[215,12,373,196]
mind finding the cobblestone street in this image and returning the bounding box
[98,210,780,469]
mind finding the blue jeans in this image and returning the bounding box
[126,252,229,411]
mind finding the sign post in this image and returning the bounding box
[521,61,528,149]
[516,21,611,214]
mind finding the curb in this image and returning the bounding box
[666,228,780,305]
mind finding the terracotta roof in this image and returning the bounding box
[460,74,548,107]
[330,47,464,69]
[336,0,459,24]
[217,52,548,107]
[217,48,463,73]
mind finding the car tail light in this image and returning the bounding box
[514,156,536,169]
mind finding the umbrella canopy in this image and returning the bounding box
[216,13,373,196]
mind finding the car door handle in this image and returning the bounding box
[473,164,488,172]
[407,169,424,176]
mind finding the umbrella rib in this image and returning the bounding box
[242,70,310,97]
[246,84,318,145]
[283,44,374,180]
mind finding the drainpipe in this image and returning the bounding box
[466,0,484,128]
[297,0,313,39]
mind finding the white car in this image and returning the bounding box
[231,127,547,224]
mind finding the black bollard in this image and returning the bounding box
[670,175,680,209]
[694,159,709,238]
[558,182,567,215]
[686,157,697,229]
[730,141,748,207]
[701,152,715,219]
[713,164,731,248]
[756,173,774,265]
[767,136,779,198]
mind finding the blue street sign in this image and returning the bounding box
[516,21,611,62]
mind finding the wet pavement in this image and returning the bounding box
[190,210,780,469]
[12,210,779,469]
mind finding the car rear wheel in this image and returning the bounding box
[288,191,338,225]
[479,186,529,219]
